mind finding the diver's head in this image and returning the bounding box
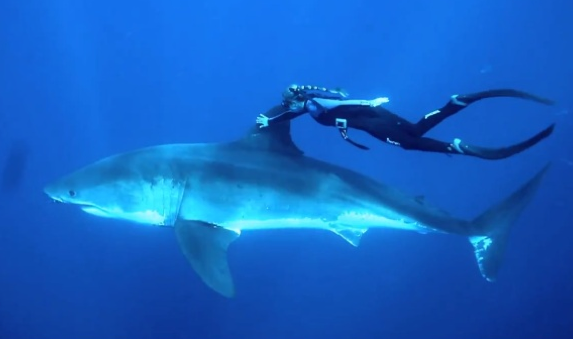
[282,84,299,100]
[281,84,305,111]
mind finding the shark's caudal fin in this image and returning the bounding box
[468,163,551,281]
[174,220,240,298]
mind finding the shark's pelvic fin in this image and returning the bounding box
[174,220,240,298]
[468,162,551,281]
[330,226,368,247]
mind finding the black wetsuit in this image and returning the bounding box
[267,89,555,160]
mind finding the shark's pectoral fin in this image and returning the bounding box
[330,225,368,247]
[174,220,240,298]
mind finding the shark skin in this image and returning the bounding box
[43,109,550,298]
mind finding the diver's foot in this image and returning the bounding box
[450,95,469,107]
[450,138,488,157]
[451,138,465,153]
[449,137,523,160]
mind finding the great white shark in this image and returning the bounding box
[44,109,550,298]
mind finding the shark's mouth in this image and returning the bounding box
[80,205,114,218]
[78,204,168,225]
[50,197,65,204]
[48,196,110,217]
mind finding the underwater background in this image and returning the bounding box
[1,0,572,338]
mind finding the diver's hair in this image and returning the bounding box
[285,84,348,101]
[299,85,327,92]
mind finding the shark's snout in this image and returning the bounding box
[43,181,70,203]
[43,183,58,198]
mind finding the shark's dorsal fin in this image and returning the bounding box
[235,105,304,156]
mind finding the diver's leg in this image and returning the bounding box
[450,124,555,160]
[354,109,467,155]
[369,122,555,160]
[414,89,555,137]
[390,136,460,154]
[364,122,461,155]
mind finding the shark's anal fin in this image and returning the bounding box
[174,220,240,298]
[330,225,368,247]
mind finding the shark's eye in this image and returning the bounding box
[68,190,76,197]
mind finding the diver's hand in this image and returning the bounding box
[256,114,269,128]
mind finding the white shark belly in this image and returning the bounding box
[176,181,434,245]
[180,194,429,234]
[221,210,426,232]
[213,210,430,248]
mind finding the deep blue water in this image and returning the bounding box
[1,0,572,338]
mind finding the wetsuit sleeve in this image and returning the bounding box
[267,110,307,125]
[312,98,372,109]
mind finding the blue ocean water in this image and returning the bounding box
[1,0,572,338]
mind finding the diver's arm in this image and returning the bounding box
[267,110,307,125]
[256,104,309,129]
[312,97,389,109]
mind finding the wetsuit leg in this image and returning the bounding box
[348,104,554,159]
[360,115,460,154]
[414,89,555,136]
[384,133,460,154]
[363,113,555,160]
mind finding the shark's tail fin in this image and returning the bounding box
[468,163,550,281]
